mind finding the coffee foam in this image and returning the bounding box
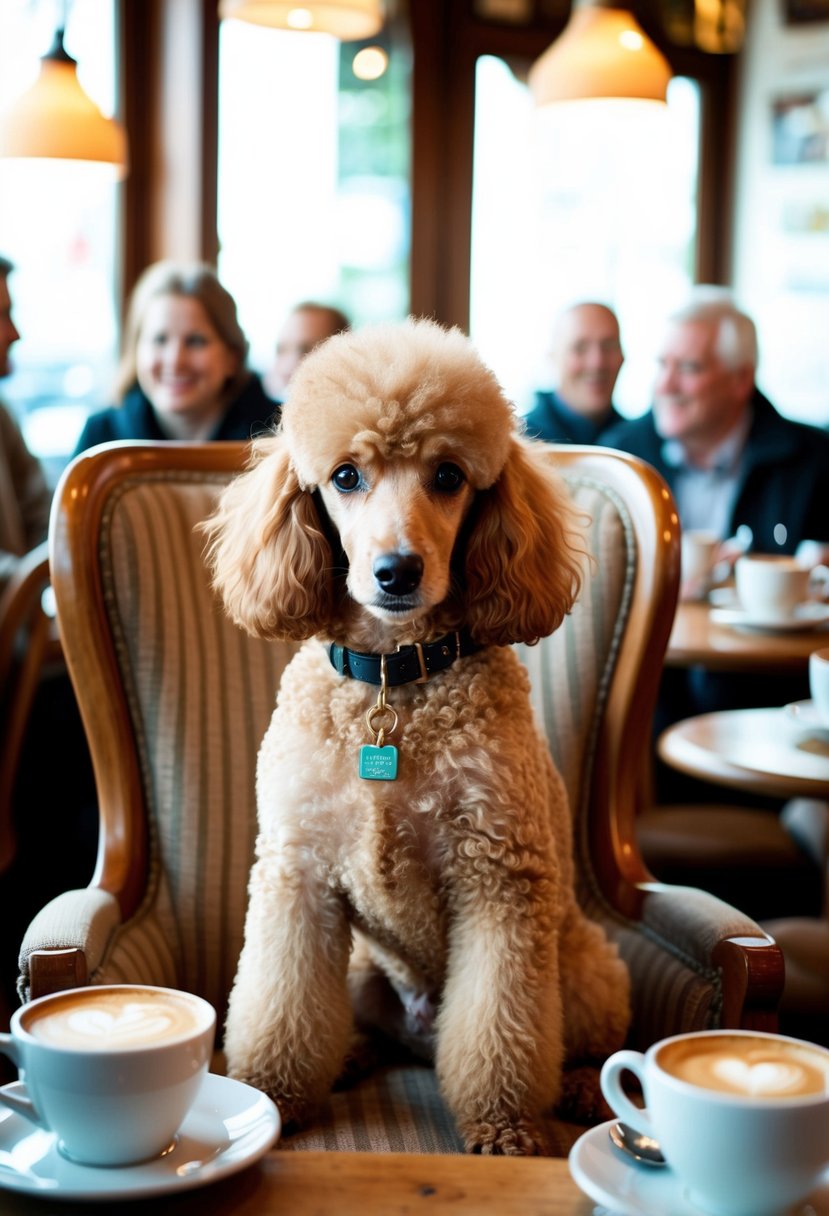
[24,988,203,1051]
[659,1035,829,1100]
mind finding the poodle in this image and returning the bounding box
[204,317,630,1155]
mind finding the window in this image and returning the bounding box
[470,56,700,417]
[217,20,411,375]
[0,0,121,484]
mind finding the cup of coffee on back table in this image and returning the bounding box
[680,530,719,600]
[735,554,829,620]
[601,1029,829,1216]
[0,984,215,1166]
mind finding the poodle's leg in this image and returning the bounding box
[558,901,631,1060]
[435,889,563,1156]
[224,838,352,1129]
[347,935,436,1064]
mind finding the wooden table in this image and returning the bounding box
[0,1150,596,1215]
[666,599,829,672]
[658,707,829,799]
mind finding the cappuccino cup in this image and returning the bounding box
[0,984,215,1166]
[810,648,829,726]
[601,1029,829,1216]
[680,530,719,600]
[734,554,824,619]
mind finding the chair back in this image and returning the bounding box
[39,440,780,1044]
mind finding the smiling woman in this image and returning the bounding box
[71,261,280,454]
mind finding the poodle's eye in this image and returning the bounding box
[332,463,362,493]
[433,463,466,494]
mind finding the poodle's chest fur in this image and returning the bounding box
[254,641,569,981]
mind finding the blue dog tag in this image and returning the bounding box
[359,744,398,781]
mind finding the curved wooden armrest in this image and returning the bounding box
[27,948,88,1002]
[637,882,785,1028]
[713,935,786,1030]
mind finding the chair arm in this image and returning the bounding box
[18,888,122,1003]
[639,883,784,1029]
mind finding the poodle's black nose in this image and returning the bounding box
[373,552,424,596]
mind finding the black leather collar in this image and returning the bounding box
[328,630,481,687]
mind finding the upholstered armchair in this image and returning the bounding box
[16,441,783,1154]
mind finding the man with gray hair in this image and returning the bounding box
[604,287,829,802]
[603,286,829,553]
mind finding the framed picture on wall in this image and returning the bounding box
[771,92,829,164]
[782,0,829,23]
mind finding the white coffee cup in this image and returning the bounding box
[680,530,719,600]
[601,1029,829,1216]
[735,554,819,619]
[810,648,829,727]
[0,984,215,1166]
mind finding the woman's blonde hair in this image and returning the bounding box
[114,260,251,403]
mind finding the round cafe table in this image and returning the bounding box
[658,707,829,800]
[666,599,829,672]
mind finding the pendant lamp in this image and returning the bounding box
[218,0,384,39]
[0,27,128,176]
[529,0,672,106]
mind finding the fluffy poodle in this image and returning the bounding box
[204,317,630,1155]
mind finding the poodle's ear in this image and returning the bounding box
[201,435,335,640]
[462,439,586,646]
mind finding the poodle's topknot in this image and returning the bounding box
[282,317,516,490]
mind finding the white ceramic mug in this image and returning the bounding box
[0,984,216,1166]
[601,1029,829,1216]
[810,648,829,726]
[735,554,827,619]
[680,530,719,600]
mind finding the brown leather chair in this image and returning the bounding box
[17,441,783,1154]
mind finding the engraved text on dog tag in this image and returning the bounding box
[359,744,398,781]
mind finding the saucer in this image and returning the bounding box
[784,700,829,736]
[568,1121,829,1216]
[710,602,829,633]
[0,1072,280,1201]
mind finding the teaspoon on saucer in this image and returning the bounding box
[608,1120,666,1167]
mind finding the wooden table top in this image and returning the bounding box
[666,598,829,671]
[0,1149,596,1215]
[658,707,829,799]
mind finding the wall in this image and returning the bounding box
[732,0,829,425]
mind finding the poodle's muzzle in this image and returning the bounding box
[372,551,424,612]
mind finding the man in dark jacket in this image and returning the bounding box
[603,287,829,797]
[524,302,625,444]
[602,290,829,555]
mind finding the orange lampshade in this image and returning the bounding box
[529,0,672,106]
[0,30,127,176]
[218,0,384,39]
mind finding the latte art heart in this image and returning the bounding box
[25,987,205,1050]
[713,1057,805,1096]
[66,1004,175,1043]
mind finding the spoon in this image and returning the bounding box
[608,1120,666,1167]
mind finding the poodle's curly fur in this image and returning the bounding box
[204,317,630,1155]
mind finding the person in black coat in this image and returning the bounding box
[73,261,279,455]
[523,301,625,444]
[603,287,829,800]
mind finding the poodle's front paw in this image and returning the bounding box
[462,1118,547,1156]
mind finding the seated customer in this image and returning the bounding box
[0,254,51,593]
[524,301,624,444]
[603,286,829,556]
[604,287,829,797]
[74,261,278,454]
[265,300,350,402]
